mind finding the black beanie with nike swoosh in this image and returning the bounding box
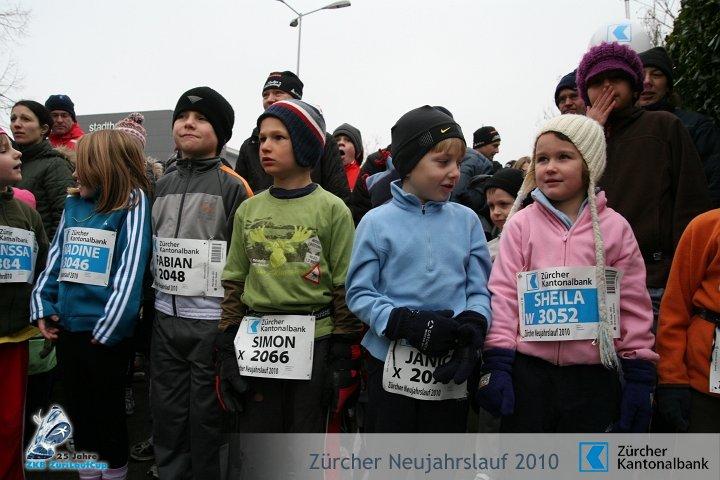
[391,106,465,178]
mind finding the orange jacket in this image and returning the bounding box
[657,208,720,397]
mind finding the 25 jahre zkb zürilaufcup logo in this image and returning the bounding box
[25,405,108,471]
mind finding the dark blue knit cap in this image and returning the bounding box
[257,99,326,168]
[554,70,577,106]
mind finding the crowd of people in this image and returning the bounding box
[1,39,719,480]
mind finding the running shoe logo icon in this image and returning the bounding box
[25,405,73,460]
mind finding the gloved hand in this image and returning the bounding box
[656,386,691,432]
[214,324,248,413]
[472,348,515,417]
[325,334,363,415]
[433,311,487,384]
[384,308,458,357]
[613,359,656,432]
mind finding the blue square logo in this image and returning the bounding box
[526,272,539,291]
[579,442,608,472]
[246,319,261,335]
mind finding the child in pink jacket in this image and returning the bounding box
[476,114,658,432]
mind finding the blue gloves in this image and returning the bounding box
[472,348,515,417]
[613,359,656,432]
[385,308,459,357]
[433,311,487,384]
[656,386,691,432]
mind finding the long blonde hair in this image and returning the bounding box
[70,130,150,213]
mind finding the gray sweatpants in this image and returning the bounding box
[150,311,222,480]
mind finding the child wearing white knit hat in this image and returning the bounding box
[475,114,658,433]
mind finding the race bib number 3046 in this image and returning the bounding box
[0,226,37,283]
[517,266,621,342]
[234,315,315,380]
[59,228,115,286]
[152,237,226,297]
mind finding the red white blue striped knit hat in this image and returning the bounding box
[257,99,326,168]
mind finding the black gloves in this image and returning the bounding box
[656,386,691,432]
[214,324,248,413]
[433,311,487,384]
[326,334,363,416]
[385,308,459,357]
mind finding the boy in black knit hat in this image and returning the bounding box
[150,86,253,480]
[346,106,492,432]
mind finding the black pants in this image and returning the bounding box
[365,355,468,433]
[501,353,621,433]
[56,330,130,468]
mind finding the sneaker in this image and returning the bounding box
[125,386,135,416]
[26,405,73,460]
[130,438,155,462]
[146,464,159,479]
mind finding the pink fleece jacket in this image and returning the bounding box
[486,191,658,365]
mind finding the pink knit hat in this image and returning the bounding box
[115,113,147,147]
[576,42,644,105]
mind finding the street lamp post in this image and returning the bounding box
[275,0,351,76]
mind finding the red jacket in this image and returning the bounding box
[48,123,84,150]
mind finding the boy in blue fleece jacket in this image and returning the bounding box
[346,106,492,432]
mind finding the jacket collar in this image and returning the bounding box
[607,106,644,133]
[14,139,54,161]
[390,179,446,213]
[176,156,222,174]
[530,188,607,229]
[49,123,84,143]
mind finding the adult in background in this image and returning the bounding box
[637,46,720,208]
[45,94,85,150]
[234,71,349,201]
[576,42,711,324]
[554,70,587,115]
[10,99,74,451]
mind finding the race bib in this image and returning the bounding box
[0,226,37,283]
[517,266,621,342]
[710,327,720,394]
[382,340,467,401]
[234,315,315,380]
[152,237,226,297]
[59,228,115,286]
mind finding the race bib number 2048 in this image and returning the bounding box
[152,237,226,297]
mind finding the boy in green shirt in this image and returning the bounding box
[217,99,362,433]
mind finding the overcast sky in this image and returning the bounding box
[4,0,655,163]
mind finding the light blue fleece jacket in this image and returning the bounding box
[346,180,493,361]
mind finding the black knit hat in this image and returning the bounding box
[258,99,326,169]
[333,123,364,161]
[45,94,76,121]
[391,105,465,178]
[473,126,501,149]
[638,47,674,90]
[13,100,53,138]
[262,71,304,99]
[173,86,235,154]
[554,70,578,106]
[484,168,524,198]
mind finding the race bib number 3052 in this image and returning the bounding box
[0,226,37,283]
[152,237,226,297]
[517,266,621,342]
[59,228,115,286]
[234,315,316,380]
[382,340,467,401]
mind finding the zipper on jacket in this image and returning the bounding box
[171,162,194,317]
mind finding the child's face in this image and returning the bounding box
[534,133,586,206]
[335,134,356,166]
[0,135,22,187]
[72,169,96,199]
[258,117,304,179]
[172,110,219,159]
[403,149,461,203]
[587,71,635,110]
[486,187,514,231]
